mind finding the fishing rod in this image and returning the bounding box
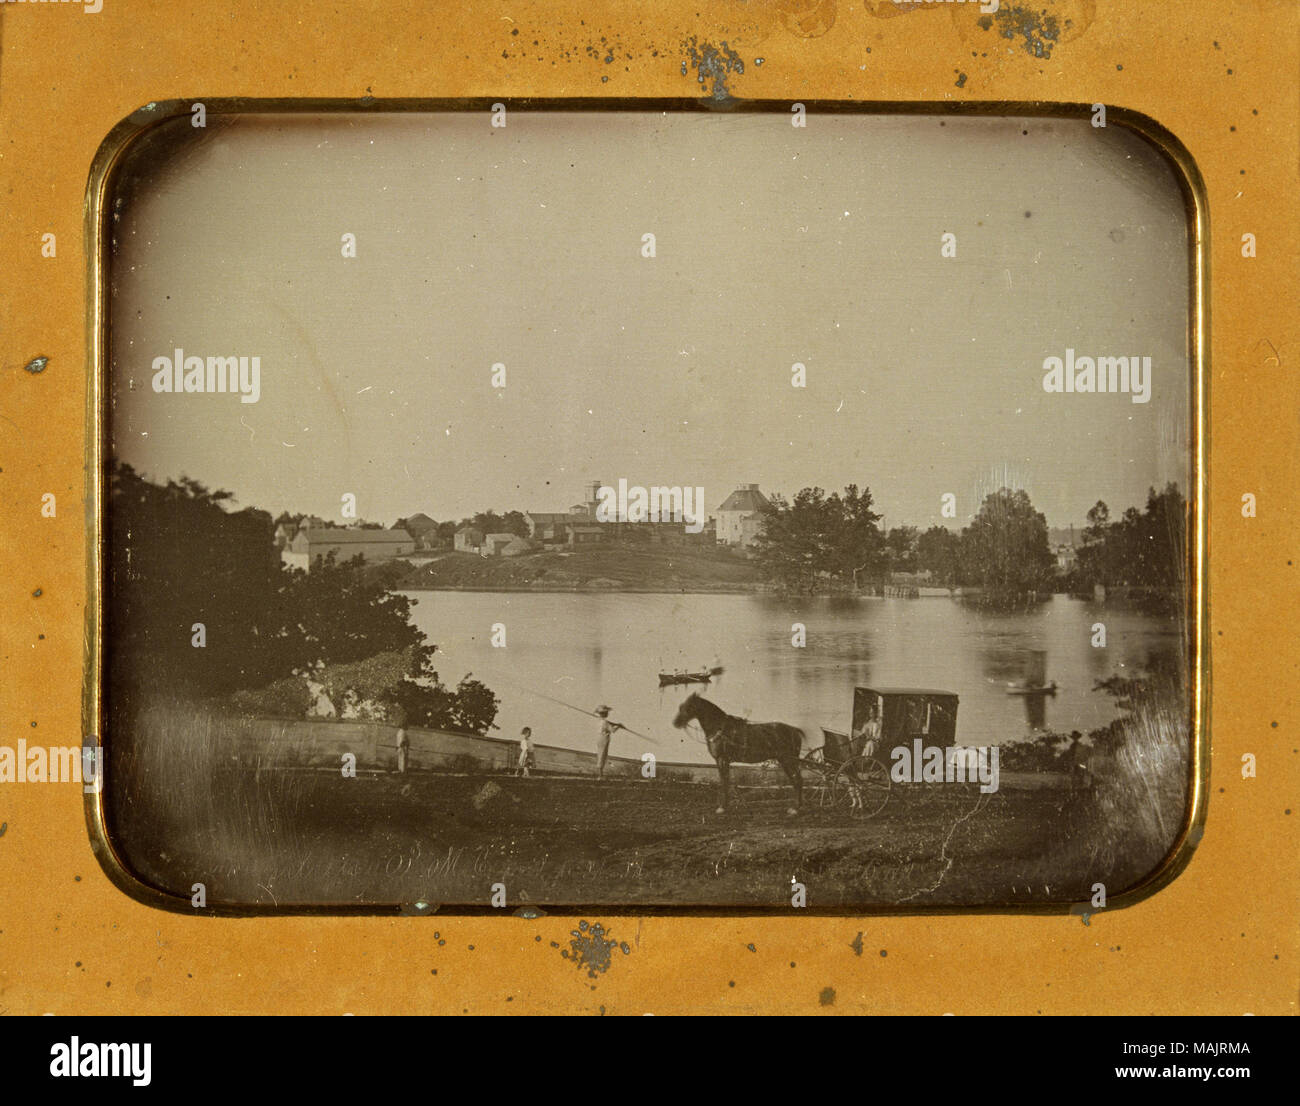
[491,676,664,745]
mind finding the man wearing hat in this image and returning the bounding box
[593,705,623,779]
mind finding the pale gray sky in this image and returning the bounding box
[110,110,1192,528]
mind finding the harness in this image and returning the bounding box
[706,713,795,764]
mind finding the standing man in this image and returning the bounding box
[593,705,623,779]
[395,725,410,774]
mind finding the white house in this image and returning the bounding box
[715,484,770,547]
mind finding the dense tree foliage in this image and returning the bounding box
[960,487,1056,595]
[753,484,1057,597]
[751,482,1183,601]
[108,462,498,732]
[1072,483,1187,593]
[750,485,884,593]
[916,525,963,585]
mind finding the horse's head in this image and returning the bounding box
[672,693,702,729]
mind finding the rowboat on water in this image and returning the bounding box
[1006,681,1058,696]
[658,670,715,686]
[1005,650,1058,695]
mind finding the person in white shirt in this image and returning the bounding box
[594,706,623,779]
[516,726,534,778]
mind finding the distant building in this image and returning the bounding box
[1055,543,1078,572]
[716,484,771,547]
[526,512,572,544]
[454,526,485,553]
[568,525,606,547]
[502,536,535,558]
[564,480,603,523]
[273,522,296,550]
[402,512,438,538]
[736,516,764,548]
[282,528,415,572]
[482,532,516,557]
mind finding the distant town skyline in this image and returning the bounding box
[110,110,1192,532]
[264,477,1127,537]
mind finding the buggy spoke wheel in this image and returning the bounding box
[801,760,837,809]
[812,778,837,808]
[833,755,890,818]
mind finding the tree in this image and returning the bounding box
[827,484,886,586]
[108,462,283,700]
[960,487,1055,596]
[107,462,496,729]
[884,526,919,575]
[917,526,962,585]
[1070,486,1186,598]
[1075,500,1112,587]
[466,510,529,537]
[751,484,884,593]
[501,510,530,538]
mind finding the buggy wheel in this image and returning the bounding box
[812,773,839,809]
[833,755,890,818]
[801,762,838,809]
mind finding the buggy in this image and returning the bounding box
[804,686,960,818]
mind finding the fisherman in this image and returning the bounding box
[593,705,624,779]
[516,726,535,778]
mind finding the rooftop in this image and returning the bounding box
[717,485,771,513]
[298,528,413,544]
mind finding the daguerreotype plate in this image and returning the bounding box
[88,100,1204,913]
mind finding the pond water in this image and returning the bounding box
[401,591,1184,765]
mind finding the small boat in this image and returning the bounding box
[658,670,714,686]
[1006,681,1058,696]
[1006,650,1057,695]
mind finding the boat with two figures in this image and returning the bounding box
[1005,649,1059,695]
[657,664,724,687]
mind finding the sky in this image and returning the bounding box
[109,109,1192,530]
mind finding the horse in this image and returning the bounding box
[672,693,804,816]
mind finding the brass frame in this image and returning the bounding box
[83,97,1209,917]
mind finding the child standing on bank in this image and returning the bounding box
[516,726,535,777]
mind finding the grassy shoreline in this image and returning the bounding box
[103,699,1189,910]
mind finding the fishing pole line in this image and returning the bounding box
[489,675,666,746]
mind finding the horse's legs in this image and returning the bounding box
[715,759,729,814]
[779,757,802,815]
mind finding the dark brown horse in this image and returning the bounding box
[672,693,804,815]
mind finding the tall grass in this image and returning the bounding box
[1084,680,1191,892]
[108,701,317,902]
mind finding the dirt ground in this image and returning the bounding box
[116,768,1109,910]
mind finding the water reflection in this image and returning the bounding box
[405,592,1183,764]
